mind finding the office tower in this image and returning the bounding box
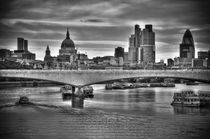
[180,29,195,59]
[17,38,24,51]
[115,47,124,58]
[24,40,28,51]
[140,24,155,63]
[128,24,155,65]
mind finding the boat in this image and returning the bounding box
[186,82,199,85]
[198,91,210,106]
[83,86,94,98]
[16,96,32,105]
[60,85,73,100]
[105,82,133,90]
[171,90,200,107]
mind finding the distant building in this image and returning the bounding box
[17,37,28,51]
[78,53,88,60]
[198,51,210,59]
[174,29,195,68]
[0,49,12,60]
[128,24,155,65]
[180,29,195,59]
[123,52,129,64]
[140,25,155,64]
[128,34,136,63]
[174,57,192,68]
[44,45,54,69]
[44,45,52,62]
[77,53,89,70]
[114,47,124,58]
[57,28,77,64]
[192,59,204,69]
[167,58,174,67]
[24,40,28,51]
[12,38,35,61]
[17,38,24,51]
[203,59,210,68]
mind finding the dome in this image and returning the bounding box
[61,28,75,49]
[61,38,75,49]
[182,29,194,45]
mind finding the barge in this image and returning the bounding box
[171,90,210,107]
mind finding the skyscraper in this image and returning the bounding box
[17,37,24,51]
[24,40,28,51]
[180,29,195,59]
[128,24,155,65]
[140,25,155,63]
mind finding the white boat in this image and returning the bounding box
[171,90,200,107]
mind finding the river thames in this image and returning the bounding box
[0,84,210,139]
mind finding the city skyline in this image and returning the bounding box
[0,0,210,61]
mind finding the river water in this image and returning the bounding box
[0,84,210,139]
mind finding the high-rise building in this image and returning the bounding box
[17,38,24,51]
[180,29,195,59]
[24,40,28,51]
[17,38,28,51]
[140,24,155,63]
[177,29,195,68]
[115,47,124,58]
[14,37,35,61]
[128,24,155,65]
[128,34,136,63]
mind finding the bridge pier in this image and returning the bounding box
[71,86,84,108]
[72,86,76,95]
[71,96,84,108]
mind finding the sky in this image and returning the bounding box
[0,0,210,61]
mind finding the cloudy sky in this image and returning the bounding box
[0,0,209,61]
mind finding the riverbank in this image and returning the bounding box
[0,81,62,88]
[105,82,175,90]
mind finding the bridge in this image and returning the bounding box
[0,70,210,87]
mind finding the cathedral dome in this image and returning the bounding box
[182,29,194,45]
[61,28,75,49]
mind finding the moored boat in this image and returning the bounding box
[171,90,200,107]
[83,86,94,98]
[60,85,73,100]
[198,91,210,106]
[186,82,199,85]
[16,96,33,105]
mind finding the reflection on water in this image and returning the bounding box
[173,106,201,114]
[72,96,84,108]
[0,84,210,138]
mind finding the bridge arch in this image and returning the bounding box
[81,76,210,87]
